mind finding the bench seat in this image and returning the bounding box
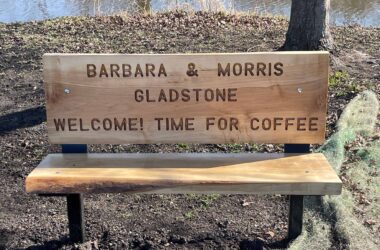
[26,153,341,195]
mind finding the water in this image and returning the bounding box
[0,0,379,26]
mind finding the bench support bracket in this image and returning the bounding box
[62,144,87,243]
[285,144,309,242]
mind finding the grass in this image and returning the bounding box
[329,71,349,88]
[184,210,196,219]
[183,194,221,219]
[346,141,380,220]
[290,208,332,250]
[226,143,244,152]
[324,189,378,249]
[289,90,379,250]
[199,194,220,208]
[176,143,189,150]
[329,71,362,96]
[185,193,220,209]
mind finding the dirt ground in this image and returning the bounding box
[0,12,379,249]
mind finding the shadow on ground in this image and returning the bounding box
[25,237,71,250]
[0,106,46,134]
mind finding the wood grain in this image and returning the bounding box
[26,153,342,195]
[44,52,329,144]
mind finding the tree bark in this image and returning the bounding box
[137,0,151,13]
[281,0,333,51]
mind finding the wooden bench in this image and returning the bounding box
[26,52,342,244]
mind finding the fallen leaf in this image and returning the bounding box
[365,220,377,226]
[265,231,275,238]
[241,199,254,207]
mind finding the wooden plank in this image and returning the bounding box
[26,153,342,195]
[44,52,329,144]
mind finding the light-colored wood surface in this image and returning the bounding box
[26,153,341,195]
[44,52,328,144]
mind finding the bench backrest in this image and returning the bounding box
[43,52,328,145]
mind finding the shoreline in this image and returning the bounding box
[1,10,379,28]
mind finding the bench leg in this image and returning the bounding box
[284,144,308,242]
[67,194,85,243]
[62,144,87,242]
[287,195,304,241]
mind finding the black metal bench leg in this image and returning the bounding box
[287,195,304,241]
[67,194,85,243]
[62,144,87,243]
[284,144,308,242]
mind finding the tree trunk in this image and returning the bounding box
[281,0,333,51]
[137,0,151,13]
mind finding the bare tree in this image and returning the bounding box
[281,0,333,51]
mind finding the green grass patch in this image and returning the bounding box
[185,193,220,209]
[329,71,349,88]
[227,143,244,152]
[186,194,220,207]
[176,143,189,150]
[182,194,221,220]
[184,210,196,220]
[329,71,362,96]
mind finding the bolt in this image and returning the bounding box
[297,87,303,93]
[64,88,70,94]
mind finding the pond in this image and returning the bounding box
[0,0,379,26]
